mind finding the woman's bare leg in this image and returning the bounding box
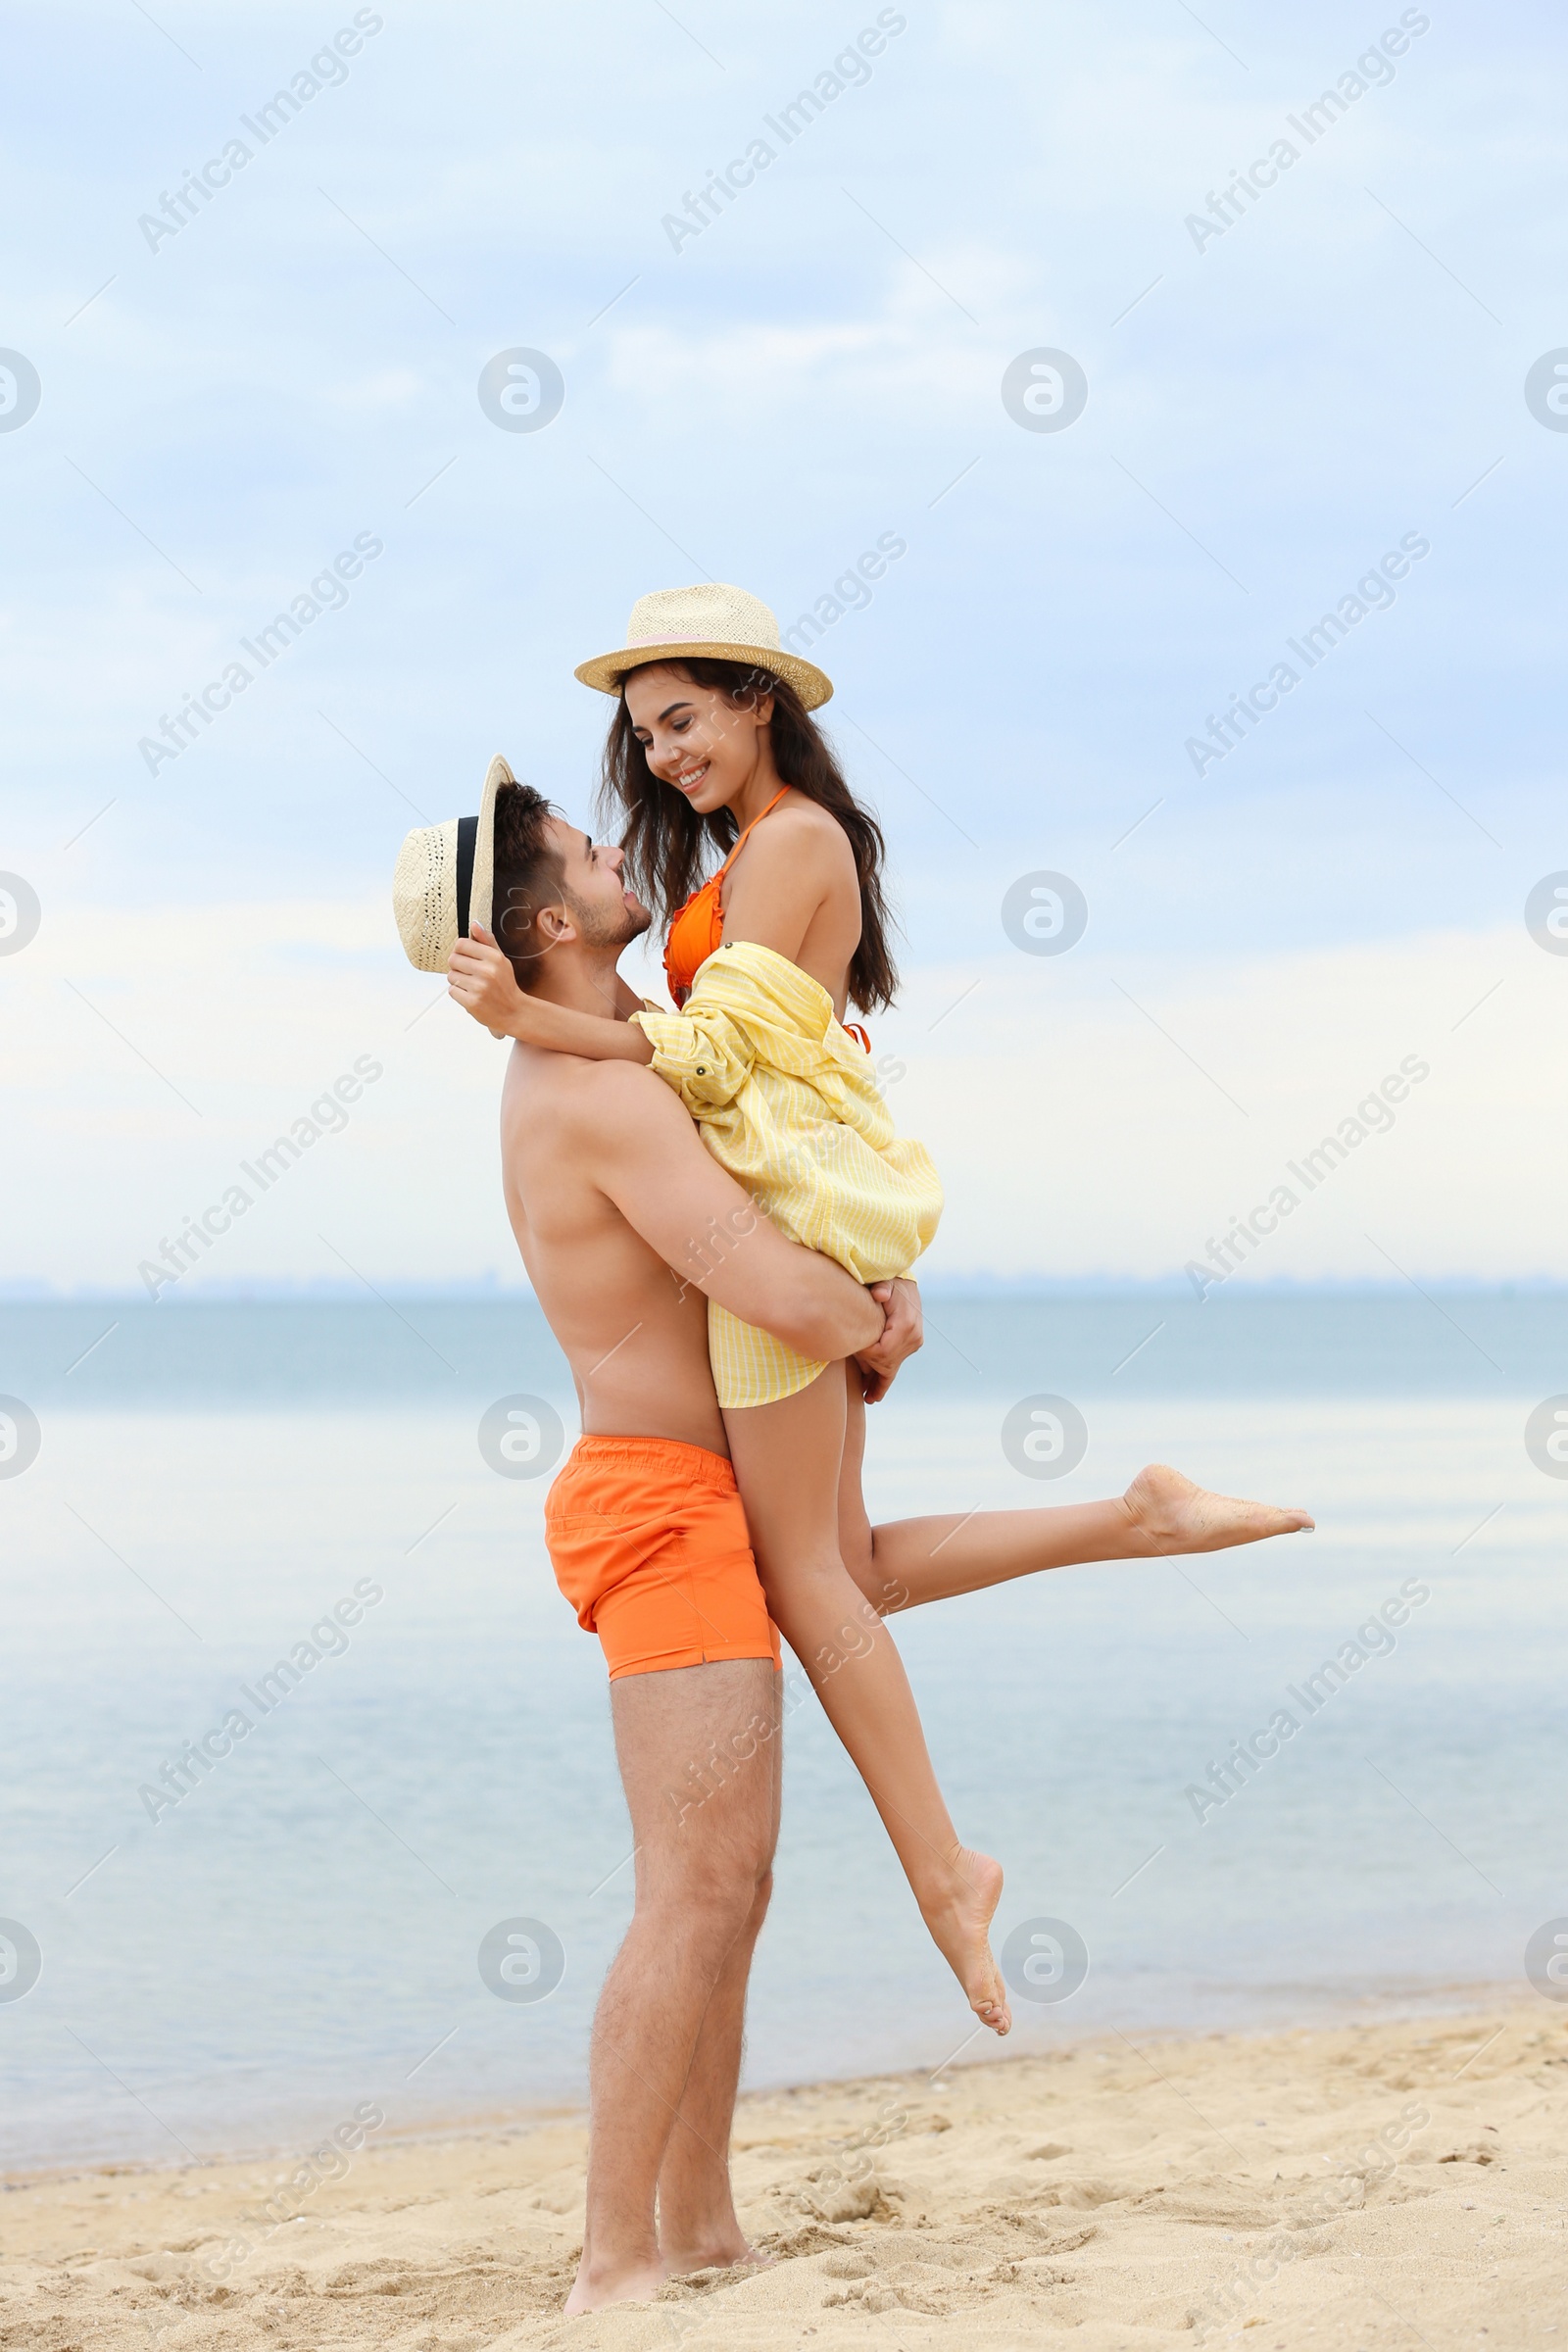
[837,1373,1313,1611]
[723,1368,1010,2034]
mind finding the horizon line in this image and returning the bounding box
[4,1275,1567,1305]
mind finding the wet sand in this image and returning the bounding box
[4,1997,1564,2349]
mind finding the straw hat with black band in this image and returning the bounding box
[391,752,512,974]
[574,582,833,710]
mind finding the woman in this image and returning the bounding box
[449,584,1312,2031]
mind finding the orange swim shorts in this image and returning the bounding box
[544,1435,781,1681]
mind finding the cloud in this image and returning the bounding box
[898,921,1557,1280]
[5,894,1558,1288]
[4,1,1561,1281]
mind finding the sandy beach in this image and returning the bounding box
[4,1996,1563,2350]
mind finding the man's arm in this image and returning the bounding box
[581,1064,884,1364]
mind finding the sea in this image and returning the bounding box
[2,1290,1564,2173]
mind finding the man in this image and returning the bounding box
[416,773,1311,2313]
[433,777,908,2314]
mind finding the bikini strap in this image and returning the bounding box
[717,786,790,876]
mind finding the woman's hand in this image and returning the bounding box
[447,928,658,1063]
[854,1276,923,1403]
[448,924,534,1038]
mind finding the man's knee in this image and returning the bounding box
[652,1816,774,1925]
[641,1869,759,1961]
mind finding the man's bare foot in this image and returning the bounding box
[1123,1462,1313,1555]
[661,2239,776,2279]
[563,2253,665,2315]
[920,1846,1011,2034]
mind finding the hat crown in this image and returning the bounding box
[390,755,512,974]
[623,581,781,655]
[574,582,833,709]
[392,818,460,973]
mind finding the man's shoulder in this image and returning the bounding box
[510,1050,683,1141]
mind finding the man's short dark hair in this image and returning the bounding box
[491,781,565,991]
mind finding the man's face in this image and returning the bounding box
[546,816,652,952]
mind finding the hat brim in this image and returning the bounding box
[574,638,832,711]
[470,753,511,939]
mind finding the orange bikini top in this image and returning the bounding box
[662,787,789,1003]
[661,785,871,1053]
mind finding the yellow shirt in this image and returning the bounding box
[632,941,943,1407]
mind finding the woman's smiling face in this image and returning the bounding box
[622,663,775,816]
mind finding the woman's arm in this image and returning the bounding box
[720,824,834,959]
[447,926,654,1062]
[719,804,861,1002]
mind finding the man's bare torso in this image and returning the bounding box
[500,1043,729,1453]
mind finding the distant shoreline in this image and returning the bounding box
[5,1278,1566,1304]
[5,1980,1532,2187]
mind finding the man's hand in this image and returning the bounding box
[854,1276,923,1404]
[448,923,530,1037]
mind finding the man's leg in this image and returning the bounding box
[566,1657,778,2317]
[657,1669,783,2277]
[838,1369,1313,1611]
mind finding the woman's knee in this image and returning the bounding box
[839,1518,876,1592]
[756,1549,874,1626]
[769,1588,883,1681]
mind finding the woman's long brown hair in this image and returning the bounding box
[596,657,899,1013]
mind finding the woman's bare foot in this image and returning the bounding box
[920,1846,1011,2034]
[563,2253,665,2315]
[1122,1463,1313,1555]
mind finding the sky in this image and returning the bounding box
[3,0,1566,1292]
